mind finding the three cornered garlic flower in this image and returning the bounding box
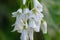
[11,0,47,40]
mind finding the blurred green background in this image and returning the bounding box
[0,0,60,40]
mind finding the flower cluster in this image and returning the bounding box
[12,0,47,40]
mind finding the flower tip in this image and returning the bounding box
[12,12,17,17]
[11,29,15,32]
[43,21,47,34]
[23,0,26,5]
[17,9,22,13]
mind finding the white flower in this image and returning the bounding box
[11,0,47,40]
[27,8,44,32]
[23,0,26,5]
[41,21,47,34]
[33,0,43,12]
[12,8,24,33]
[12,0,47,39]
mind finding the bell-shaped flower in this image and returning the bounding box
[41,20,47,34]
[28,8,44,32]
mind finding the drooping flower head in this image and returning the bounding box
[11,0,47,40]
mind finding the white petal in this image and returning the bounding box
[34,21,41,32]
[12,8,22,17]
[20,30,28,40]
[17,8,22,14]
[23,0,26,5]
[12,18,24,33]
[29,18,36,28]
[41,21,47,34]
[12,12,17,17]
[31,9,44,22]
[12,22,23,32]
[34,14,43,21]
[29,28,34,40]
[11,26,17,32]
[21,8,30,21]
[23,8,29,14]
[36,13,44,21]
